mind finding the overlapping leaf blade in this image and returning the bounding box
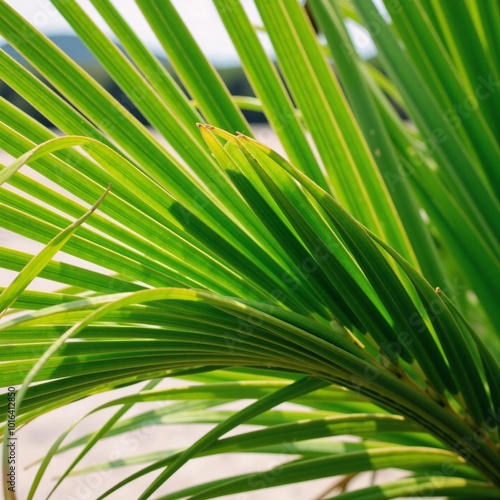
[0,0,499,498]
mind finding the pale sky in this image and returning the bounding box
[3,0,270,66]
[3,0,376,66]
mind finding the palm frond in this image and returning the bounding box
[0,1,499,498]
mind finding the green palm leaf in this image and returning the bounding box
[0,0,499,498]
